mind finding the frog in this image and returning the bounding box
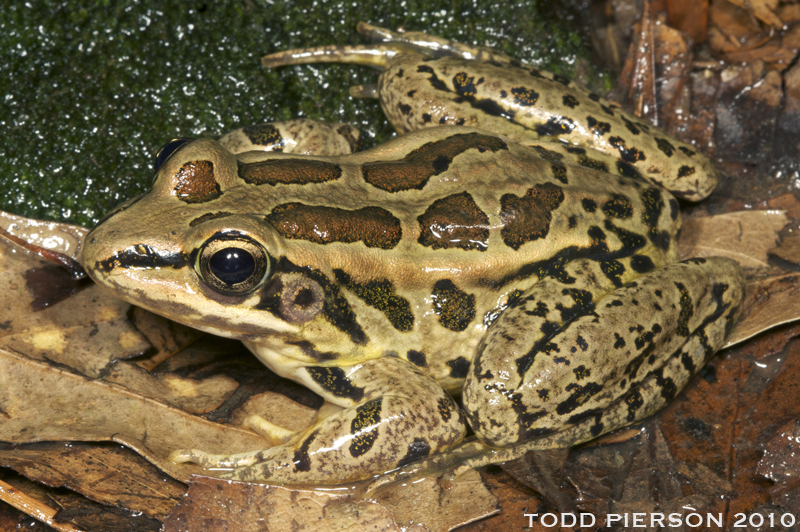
[80,23,745,486]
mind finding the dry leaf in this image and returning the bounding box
[725,0,783,28]
[0,211,86,259]
[615,3,659,123]
[162,470,498,532]
[716,63,783,163]
[779,4,800,23]
[667,0,709,43]
[0,442,183,520]
[372,469,499,531]
[678,210,787,268]
[769,234,800,265]
[0,346,269,482]
[500,449,575,513]
[659,332,800,522]
[757,418,800,513]
[727,273,800,347]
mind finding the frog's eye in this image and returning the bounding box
[153,138,195,173]
[197,235,270,295]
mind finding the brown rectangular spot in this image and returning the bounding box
[267,203,402,249]
[239,159,342,186]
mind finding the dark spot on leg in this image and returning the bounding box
[511,86,540,106]
[406,350,427,367]
[655,137,675,157]
[306,366,365,401]
[630,254,655,273]
[562,94,579,108]
[447,356,471,379]
[349,399,382,457]
[397,438,431,467]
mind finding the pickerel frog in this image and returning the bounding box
[82,23,745,485]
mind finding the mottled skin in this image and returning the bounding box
[81,26,746,485]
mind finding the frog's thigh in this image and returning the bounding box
[174,357,466,484]
[463,257,745,449]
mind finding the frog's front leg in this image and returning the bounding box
[463,257,745,449]
[171,357,466,484]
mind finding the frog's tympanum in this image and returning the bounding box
[82,24,745,485]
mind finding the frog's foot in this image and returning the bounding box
[354,22,517,65]
[170,448,263,471]
[363,418,604,494]
[242,415,296,445]
[261,22,515,73]
[362,439,489,494]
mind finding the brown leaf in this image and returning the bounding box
[724,44,797,64]
[615,3,659,123]
[0,211,86,259]
[725,0,783,28]
[660,332,800,522]
[783,23,800,51]
[710,0,768,54]
[0,442,183,520]
[667,0,709,43]
[49,489,161,532]
[756,418,800,484]
[0,470,85,532]
[0,346,269,482]
[778,4,800,24]
[681,69,720,152]
[230,390,317,432]
[500,449,574,513]
[653,22,693,133]
[716,63,784,164]
[372,469,499,531]
[679,210,787,268]
[769,234,800,266]
[765,193,800,220]
[726,273,800,346]
[163,471,498,532]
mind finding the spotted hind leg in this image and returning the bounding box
[463,257,745,450]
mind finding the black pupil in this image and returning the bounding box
[209,247,256,285]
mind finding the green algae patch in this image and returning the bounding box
[0,1,604,227]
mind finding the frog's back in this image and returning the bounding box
[232,127,682,289]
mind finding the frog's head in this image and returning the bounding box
[82,138,355,350]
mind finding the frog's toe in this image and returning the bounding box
[169,448,261,470]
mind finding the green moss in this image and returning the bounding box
[0,0,605,226]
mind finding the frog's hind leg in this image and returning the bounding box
[261,22,515,73]
[462,257,745,450]
[170,357,466,484]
